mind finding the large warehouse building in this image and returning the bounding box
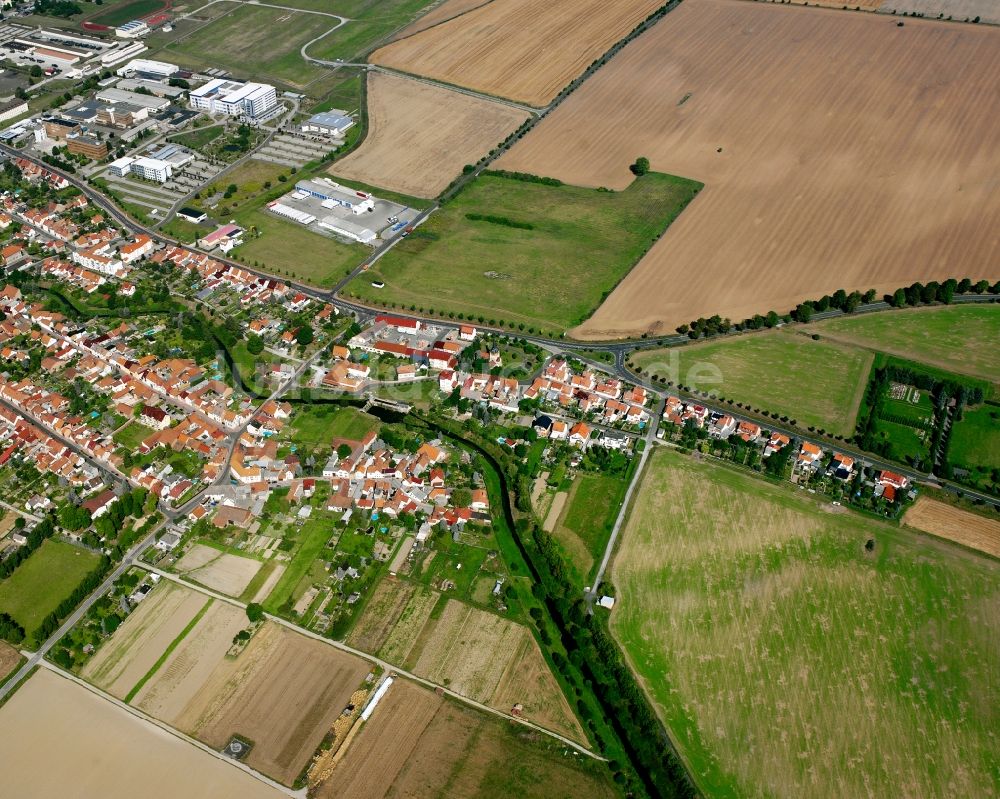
[116,58,178,79]
[189,79,277,119]
[300,110,354,138]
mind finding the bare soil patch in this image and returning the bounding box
[904,497,1000,558]
[251,562,285,604]
[331,71,526,198]
[133,600,246,720]
[177,543,263,597]
[371,0,664,106]
[0,640,19,678]
[314,678,442,799]
[0,669,285,799]
[542,491,567,532]
[175,621,371,785]
[81,582,205,699]
[496,0,1000,338]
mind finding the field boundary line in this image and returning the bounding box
[124,596,214,703]
[35,662,304,798]
[139,565,606,759]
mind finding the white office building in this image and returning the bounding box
[130,157,172,182]
[189,78,277,119]
[108,155,135,177]
[116,58,178,79]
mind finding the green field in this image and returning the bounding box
[550,474,623,583]
[163,4,333,87]
[0,540,100,644]
[89,0,165,27]
[113,422,151,451]
[633,330,873,436]
[815,305,1000,385]
[948,404,1000,493]
[167,125,223,153]
[231,207,365,287]
[611,448,1000,798]
[303,0,437,61]
[346,172,701,335]
[288,405,380,447]
[263,515,334,613]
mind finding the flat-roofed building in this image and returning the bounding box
[189,78,276,119]
[130,156,172,182]
[300,110,354,137]
[115,57,177,78]
[66,132,108,160]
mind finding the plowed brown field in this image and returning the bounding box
[174,622,371,785]
[496,0,1000,339]
[330,72,526,198]
[904,497,1000,558]
[371,0,664,106]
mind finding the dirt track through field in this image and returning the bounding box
[496,0,1000,338]
[904,497,1000,558]
[372,0,664,106]
[331,71,526,198]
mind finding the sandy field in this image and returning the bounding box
[251,562,285,604]
[0,640,19,678]
[391,0,493,40]
[331,72,526,198]
[133,600,246,720]
[903,497,1000,558]
[542,491,567,532]
[82,582,207,699]
[0,669,285,799]
[371,0,664,106]
[176,622,371,785]
[496,0,1000,338]
[176,543,262,597]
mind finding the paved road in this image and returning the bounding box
[586,396,663,605]
[144,564,604,760]
[0,526,161,703]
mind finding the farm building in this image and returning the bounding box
[300,110,354,138]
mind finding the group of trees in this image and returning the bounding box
[33,0,82,16]
[0,611,25,645]
[0,517,55,580]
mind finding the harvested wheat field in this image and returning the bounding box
[176,543,262,597]
[904,497,1000,558]
[174,621,371,785]
[371,0,664,106]
[612,448,1000,797]
[0,669,285,799]
[391,0,493,40]
[345,575,416,653]
[317,679,616,799]
[332,72,525,198]
[132,600,246,720]
[496,0,1000,338]
[81,581,207,699]
[410,598,585,742]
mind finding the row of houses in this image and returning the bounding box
[661,395,911,501]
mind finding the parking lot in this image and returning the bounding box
[255,132,338,168]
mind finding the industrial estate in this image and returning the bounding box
[0,0,996,798]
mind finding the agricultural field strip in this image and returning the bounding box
[35,661,298,798]
[140,566,602,757]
